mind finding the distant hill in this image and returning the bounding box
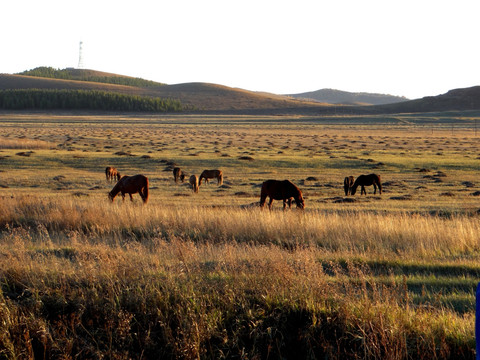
[287,88,408,105]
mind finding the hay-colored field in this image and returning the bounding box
[0,112,479,358]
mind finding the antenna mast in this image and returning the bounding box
[77,41,84,69]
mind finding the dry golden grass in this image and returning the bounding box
[0,113,479,358]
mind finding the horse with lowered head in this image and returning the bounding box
[199,169,223,186]
[108,174,149,204]
[173,167,186,183]
[105,166,121,182]
[260,180,305,210]
[344,176,355,196]
[351,173,382,195]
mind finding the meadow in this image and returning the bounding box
[0,112,479,359]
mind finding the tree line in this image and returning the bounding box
[0,89,184,112]
[18,67,165,88]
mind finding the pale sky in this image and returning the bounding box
[2,0,479,99]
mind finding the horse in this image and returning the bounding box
[108,174,149,203]
[351,174,382,195]
[199,169,223,186]
[105,166,121,182]
[189,175,199,193]
[259,180,305,210]
[173,167,186,183]
[344,176,355,196]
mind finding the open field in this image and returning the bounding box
[0,112,479,358]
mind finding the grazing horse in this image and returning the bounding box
[199,169,223,186]
[351,174,382,195]
[108,174,149,203]
[344,176,355,196]
[189,175,199,193]
[173,167,186,183]
[105,166,121,182]
[260,180,305,210]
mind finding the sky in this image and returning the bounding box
[2,0,479,99]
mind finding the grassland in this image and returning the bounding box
[0,112,479,359]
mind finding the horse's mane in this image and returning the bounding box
[108,176,126,197]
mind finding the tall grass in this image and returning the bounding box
[0,203,475,358]
[1,196,479,258]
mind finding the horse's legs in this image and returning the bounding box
[260,193,267,208]
[268,198,274,210]
[361,186,366,195]
[373,184,377,194]
[121,192,125,202]
[129,194,134,202]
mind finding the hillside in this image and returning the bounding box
[288,88,408,105]
[18,67,165,87]
[2,68,480,114]
[371,86,480,113]
[0,71,331,113]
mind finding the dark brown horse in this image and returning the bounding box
[199,169,223,186]
[105,166,121,182]
[173,167,186,183]
[344,176,355,196]
[108,175,149,203]
[351,174,382,195]
[260,180,305,210]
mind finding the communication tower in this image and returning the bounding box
[77,41,84,69]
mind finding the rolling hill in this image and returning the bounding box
[0,69,331,113]
[1,68,480,114]
[372,86,480,113]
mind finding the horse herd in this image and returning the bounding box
[105,166,382,210]
[173,167,224,194]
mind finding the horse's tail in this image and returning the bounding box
[142,177,149,204]
[259,182,267,208]
[344,177,349,196]
[376,175,382,194]
[218,172,223,185]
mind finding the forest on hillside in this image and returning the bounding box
[0,89,183,112]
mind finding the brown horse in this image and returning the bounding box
[108,174,149,203]
[344,176,355,196]
[173,167,186,183]
[199,169,223,186]
[260,180,305,210]
[351,174,382,195]
[189,175,199,193]
[105,166,121,182]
